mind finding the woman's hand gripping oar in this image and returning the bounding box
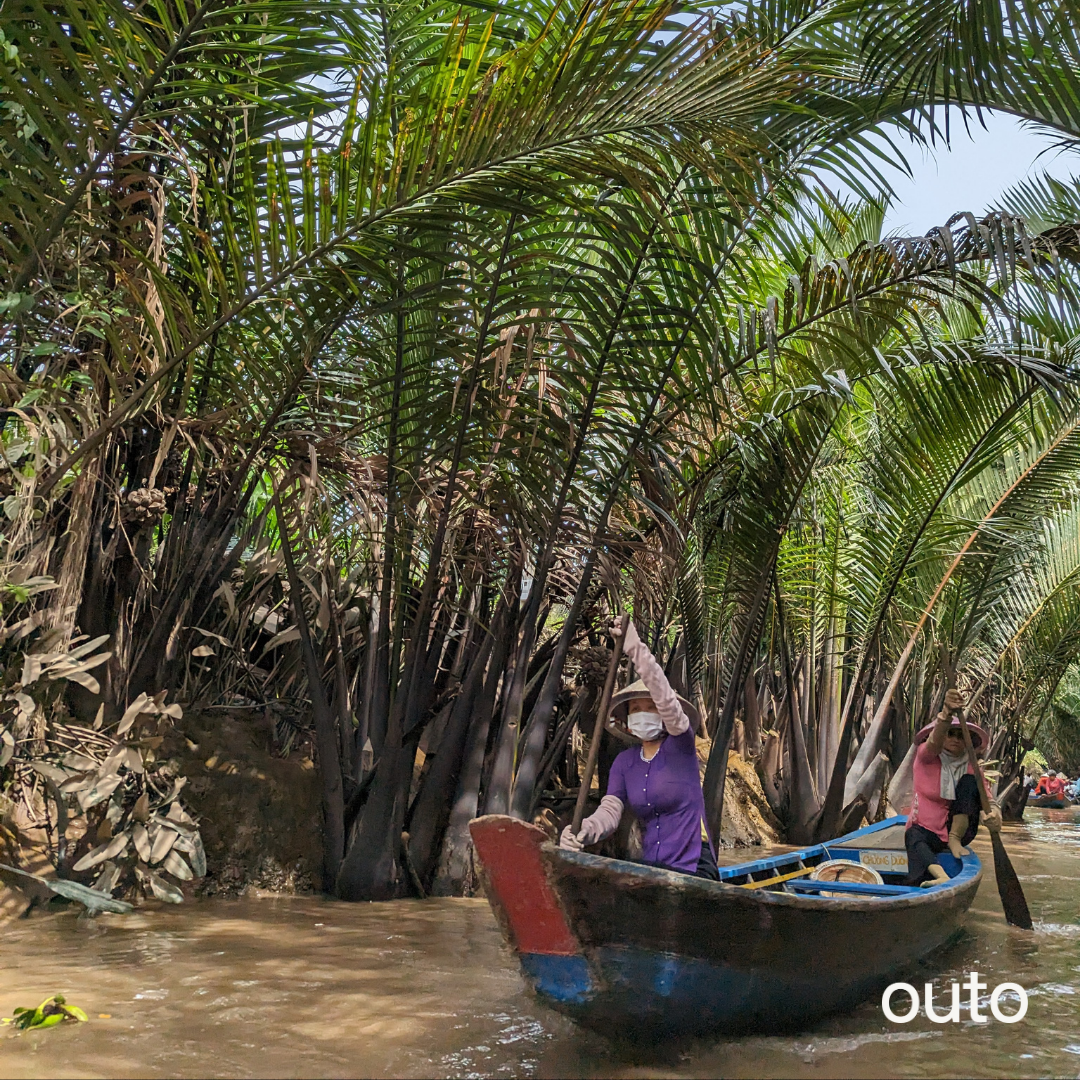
[571,611,628,838]
[942,650,1033,930]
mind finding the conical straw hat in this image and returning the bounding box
[604,678,702,742]
[914,716,989,750]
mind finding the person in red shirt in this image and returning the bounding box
[1034,773,1053,797]
[905,688,1002,886]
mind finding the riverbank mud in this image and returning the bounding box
[0,708,322,918]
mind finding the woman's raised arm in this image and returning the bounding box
[617,617,690,736]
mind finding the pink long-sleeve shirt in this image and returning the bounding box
[907,736,988,841]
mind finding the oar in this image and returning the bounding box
[941,650,1033,930]
[571,611,628,836]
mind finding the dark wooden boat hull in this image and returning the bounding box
[470,815,982,1038]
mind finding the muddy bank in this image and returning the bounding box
[1,708,322,919]
[716,749,783,847]
[172,709,323,897]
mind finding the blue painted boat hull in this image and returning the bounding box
[520,945,925,1034]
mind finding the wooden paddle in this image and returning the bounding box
[571,611,628,836]
[941,650,1033,930]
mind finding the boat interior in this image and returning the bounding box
[715,816,970,897]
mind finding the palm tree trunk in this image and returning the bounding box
[775,579,819,840]
[431,573,521,894]
[406,613,497,891]
[743,670,762,758]
[275,490,344,889]
[702,559,776,838]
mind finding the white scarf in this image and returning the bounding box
[939,750,968,800]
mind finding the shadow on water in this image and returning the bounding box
[2,809,1079,1079]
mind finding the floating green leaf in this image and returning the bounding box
[3,994,89,1030]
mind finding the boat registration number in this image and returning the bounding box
[851,849,908,873]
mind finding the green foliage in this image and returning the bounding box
[3,994,88,1030]
[1043,667,1080,775]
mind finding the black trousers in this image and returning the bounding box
[652,841,720,881]
[905,773,981,885]
[693,840,720,880]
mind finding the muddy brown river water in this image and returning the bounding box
[2,809,1079,1079]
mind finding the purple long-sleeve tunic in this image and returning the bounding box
[607,727,712,874]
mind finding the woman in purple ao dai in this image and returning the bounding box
[559,615,719,879]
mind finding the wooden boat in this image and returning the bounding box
[1029,794,1070,809]
[470,814,981,1038]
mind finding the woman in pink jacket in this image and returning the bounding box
[905,687,1002,886]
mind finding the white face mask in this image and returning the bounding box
[627,711,663,741]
